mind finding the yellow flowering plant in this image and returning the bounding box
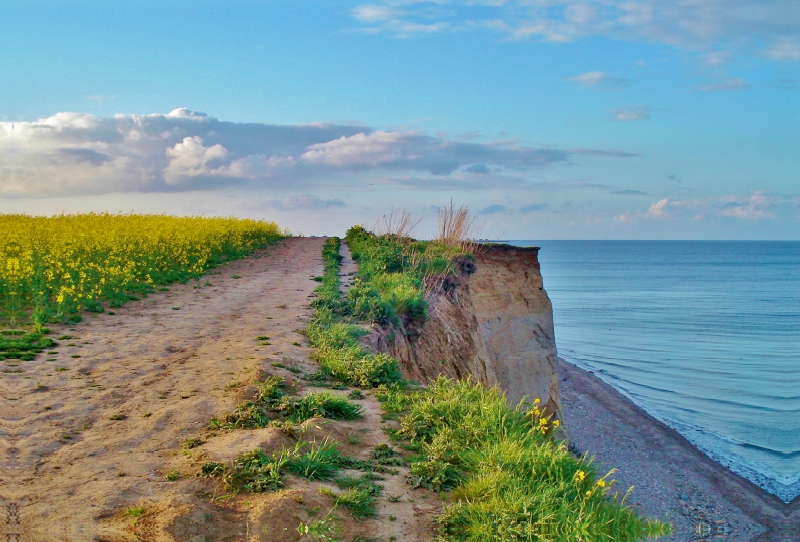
[0,213,285,359]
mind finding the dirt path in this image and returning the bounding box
[0,237,438,542]
[338,242,358,295]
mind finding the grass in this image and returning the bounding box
[285,439,343,480]
[218,375,363,428]
[224,448,288,492]
[182,437,203,449]
[278,392,363,422]
[342,225,466,327]
[218,375,287,428]
[0,330,57,361]
[297,510,341,541]
[377,376,671,541]
[125,506,145,518]
[334,487,378,519]
[305,237,402,388]
[200,462,225,477]
[220,438,374,494]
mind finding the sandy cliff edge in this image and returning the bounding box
[365,244,560,417]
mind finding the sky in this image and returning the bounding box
[1,0,798,239]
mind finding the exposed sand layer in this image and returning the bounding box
[0,238,438,541]
[559,359,800,542]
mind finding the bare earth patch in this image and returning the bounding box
[0,237,437,541]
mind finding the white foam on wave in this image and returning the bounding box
[562,354,800,503]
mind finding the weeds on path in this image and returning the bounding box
[215,375,362,429]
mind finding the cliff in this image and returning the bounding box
[365,244,560,417]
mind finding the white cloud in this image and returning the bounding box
[644,197,672,218]
[479,204,506,215]
[610,105,650,121]
[261,195,347,211]
[353,5,401,23]
[520,203,548,213]
[614,191,790,223]
[693,77,751,92]
[352,1,800,61]
[163,136,228,185]
[703,50,732,66]
[0,109,635,197]
[766,37,800,61]
[719,191,776,219]
[301,131,405,167]
[568,71,631,89]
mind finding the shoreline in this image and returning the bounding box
[558,358,799,541]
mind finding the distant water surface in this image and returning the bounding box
[510,241,800,502]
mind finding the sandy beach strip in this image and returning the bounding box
[558,359,799,542]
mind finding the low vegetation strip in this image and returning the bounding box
[0,213,285,354]
[305,236,402,387]
[379,377,671,541]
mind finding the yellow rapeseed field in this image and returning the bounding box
[1,214,284,332]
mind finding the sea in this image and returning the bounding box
[510,241,800,503]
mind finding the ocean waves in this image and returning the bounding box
[516,240,800,503]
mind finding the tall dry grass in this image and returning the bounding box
[436,201,483,253]
[371,208,421,239]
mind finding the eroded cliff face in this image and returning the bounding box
[365,245,559,417]
[471,245,559,414]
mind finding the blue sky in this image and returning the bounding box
[1,0,798,239]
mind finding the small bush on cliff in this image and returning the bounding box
[379,376,671,542]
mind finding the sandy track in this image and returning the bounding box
[0,238,327,540]
[1,237,440,542]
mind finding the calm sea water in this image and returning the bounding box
[510,241,800,503]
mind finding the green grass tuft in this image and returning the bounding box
[285,439,343,480]
[278,391,363,423]
[224,448,288,492]
[334,487,377,519]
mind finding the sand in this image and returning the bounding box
[559,359,800,542]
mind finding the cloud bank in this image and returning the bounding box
[613,191,798,222]
[0,109,634,197]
